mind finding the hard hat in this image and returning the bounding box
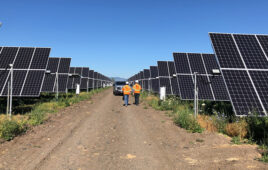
[126,81,129,84]
[135,80,139,83]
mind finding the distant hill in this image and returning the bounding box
[111,77,127,81]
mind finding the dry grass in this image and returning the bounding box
[145,95,158,102]
[225,120,248,139]
[197,115,218,133]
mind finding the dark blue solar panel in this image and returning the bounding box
[150,66,158,78]
[144,69,150,79]
[0,47,19,68]
[41,74,56,92]
[173,53,191,74]
[80,78,88,89]
[177,75,194,100]
[234,34,268,69]
[210,33,244,68]
[171,77,180,95]
[58,74,68,92]
[82,67,89,77]
[13,48,35,69]
[168,62,176,76]
[249,71,268,114]
[151,79,159,93]
[21,70,45,96]
[58,58,71,73]
[209,76,229,101]
[2,70,27,96]
[0,70,9,93]
[69,67,75,74]
[47,58,60,73]
[202,54,219,74]
[196,75,214,100]
[257,35,268,57]
[159,77,172,95]
[222,70,264,116]
[157,61,169,76]
[30,48,50,69]
[75,67,82,76]
[188,53,206,74]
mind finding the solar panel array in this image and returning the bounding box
[0,45,112,101]
[173,53,229,101]
[210,33,268,116]
[0,47,50,97]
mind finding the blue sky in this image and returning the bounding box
[0,0,268,78]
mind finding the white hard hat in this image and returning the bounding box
[135,80,139,83]
[126,81,129,84]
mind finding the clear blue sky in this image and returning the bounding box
[0,0,268,78]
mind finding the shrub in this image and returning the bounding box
[197,115,218,132]
[0,119,26,141]
[173,108,203,133]
[246,115,268,146]
[225,119,248,139]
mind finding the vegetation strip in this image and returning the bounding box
[0,88,109,141]
[140,91,268,163]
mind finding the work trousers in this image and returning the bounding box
[134,93,140,105]
[124,95,129,106]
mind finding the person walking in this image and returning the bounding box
[132,80,142,105]
[122,81,131,107]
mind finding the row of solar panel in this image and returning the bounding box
[0,47,112,97]
[129,33,268,117]
[129,54,228,101]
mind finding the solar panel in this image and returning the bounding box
[21,70,46,96]
[150,66,158,78]
[13,48,35,69]
[42,57,71,93]
[58,75,69,92]
[42,74,56,92]
[88,70,94,88]
[30,48,50,69]
[159,77,172,95]
[58,58,71,73]
[177,75,194,99]
[168,62,180,95]
[173,52,229,101]
[157,61,169,76]
[81,67,89,89]
[151,79,160,93]
[0,47,50,97]
[157,61,173,95]
[210,33,268,116]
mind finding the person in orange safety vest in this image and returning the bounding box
[132,80,142,105]
[122,81,131,107]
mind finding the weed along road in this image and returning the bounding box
[0,88,266,170]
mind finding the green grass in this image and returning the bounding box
[173,108,203,133]
[141,92,203,133]
[0,88,109,141]
[259,152,268,163]
[0,119,27,141]
[231,136,242,145]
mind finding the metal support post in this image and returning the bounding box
[194,72,198,119]
[87,79,89,93]
[56,72,59,100]
[6,81,10,116]
[9,64,13,117]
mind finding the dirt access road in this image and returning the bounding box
[0,88,267,170]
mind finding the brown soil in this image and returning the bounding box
[0,88,267,170]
